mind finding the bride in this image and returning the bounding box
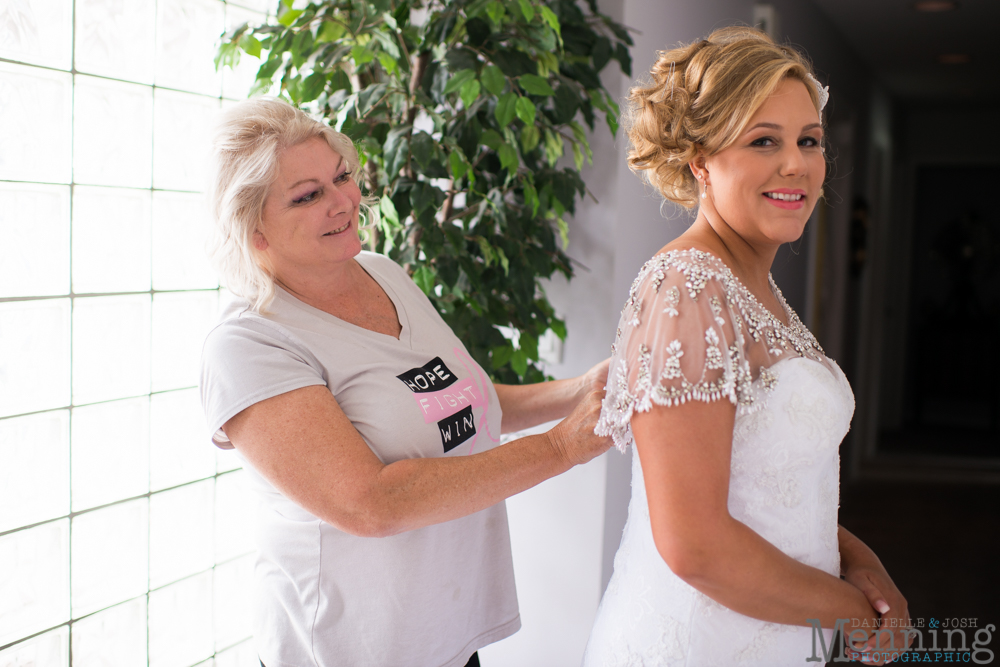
[584,27,910,666]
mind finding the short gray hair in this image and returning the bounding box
[208,97,373,312]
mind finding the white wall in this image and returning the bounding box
[482,0,626,660]
[477,451,607,667]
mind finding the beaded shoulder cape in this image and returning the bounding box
[596,248,833,451]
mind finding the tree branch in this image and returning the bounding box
[439,190,455,226]
[403,221,423,275]
[406,51,431,126]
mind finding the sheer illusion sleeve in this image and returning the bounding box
[596,250,763,451]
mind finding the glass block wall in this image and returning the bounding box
[0,1,270,665]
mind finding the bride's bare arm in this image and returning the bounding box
[633,398,879,630]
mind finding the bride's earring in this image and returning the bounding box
[697,173,707,200]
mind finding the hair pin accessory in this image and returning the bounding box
[806,73,829,112]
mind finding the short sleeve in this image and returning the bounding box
[596,252,752,451]
[200,318,327,449]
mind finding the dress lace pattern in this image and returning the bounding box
[596,249,830,452]
[584,249,855,667]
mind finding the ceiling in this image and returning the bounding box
[810,0,1000,102]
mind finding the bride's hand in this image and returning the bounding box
[839,527,911,664]
[845,565,911,664]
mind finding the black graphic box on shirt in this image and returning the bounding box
[396,357,477,452]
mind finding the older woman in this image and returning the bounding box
[199,98,610,667]
[583,28,909,666]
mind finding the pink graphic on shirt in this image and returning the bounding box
[453,346,501,453]
[397,350,499,454]
[411,378,482,423]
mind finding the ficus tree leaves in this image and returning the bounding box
[218,0,632,384]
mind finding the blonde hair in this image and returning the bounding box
[208,97,376,312]
[624,26,823,209]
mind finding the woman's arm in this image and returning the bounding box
[223,384,611,538]
[494,358,610,434]
[633,398,880,630]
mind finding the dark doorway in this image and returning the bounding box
[879,165,1000,458]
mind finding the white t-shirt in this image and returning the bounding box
[200,251,520,667]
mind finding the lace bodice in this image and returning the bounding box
[596,248,834,451]
[584,249,855,666]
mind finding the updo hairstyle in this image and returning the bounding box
[208,97,374,313]
[624,26,823,209]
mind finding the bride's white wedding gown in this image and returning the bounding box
[584,249,855,667]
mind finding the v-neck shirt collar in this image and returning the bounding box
[273,252,413,349]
